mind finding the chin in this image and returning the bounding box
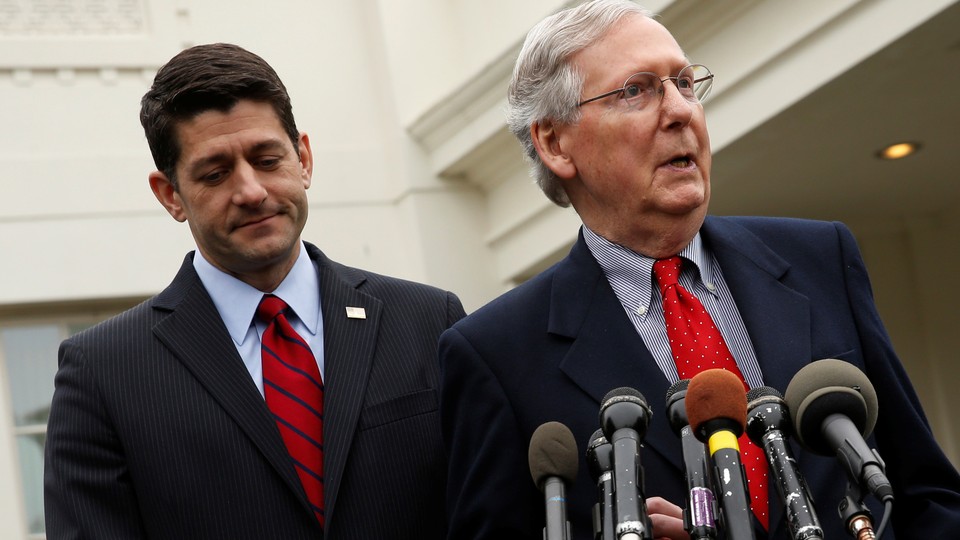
[237,236,295,259]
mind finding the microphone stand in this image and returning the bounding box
[839,481,876,540]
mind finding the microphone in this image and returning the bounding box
[665,379,718,539]
[784,359,892,503]
[586,429,615,540]
[745,386,823,540]
[529,421,579,540]
[599,387,653,540]
[686,369,757,540]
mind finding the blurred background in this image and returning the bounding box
[1,0,957,537]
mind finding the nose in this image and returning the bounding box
[658,80,695,129]
[231,162,268,207]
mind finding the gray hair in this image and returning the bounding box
[506,0,653,207]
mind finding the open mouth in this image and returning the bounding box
[668,155,693,168]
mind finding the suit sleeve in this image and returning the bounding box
[439,327,542,540]
[44,338,147,539]
[835,221,960,534]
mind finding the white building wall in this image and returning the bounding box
[1,0,957,536]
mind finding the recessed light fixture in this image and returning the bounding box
[877,142,920,160]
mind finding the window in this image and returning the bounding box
[1,317,103,538]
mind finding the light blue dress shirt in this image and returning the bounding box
[193,241,325,395]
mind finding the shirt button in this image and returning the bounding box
[636,306,647,316]
[706,282,717,292]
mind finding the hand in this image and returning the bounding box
[646,496,690,540]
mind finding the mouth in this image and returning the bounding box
[666,154,694,168]
[236,213,277,230]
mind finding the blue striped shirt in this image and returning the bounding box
[582,226,763,388]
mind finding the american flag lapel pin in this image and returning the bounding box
[345,306,366,319]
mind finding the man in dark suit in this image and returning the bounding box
[439,1,960,539]
[44,43,465,539]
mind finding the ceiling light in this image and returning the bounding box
[877,142,920,160]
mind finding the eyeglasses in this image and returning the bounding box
[577,64,714,110]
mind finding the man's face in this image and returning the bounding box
[544,15,712,250]
[150,100,312,288]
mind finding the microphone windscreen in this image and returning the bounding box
[529,421,579,489]
[784,359,878,454]
[599,386,652,439]
[685,369,747,441]
[665,379,690,403]
[746,385,784,408]
[601,386,646,408]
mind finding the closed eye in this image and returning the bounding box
[255,156,282,169]
[200,168,228,184]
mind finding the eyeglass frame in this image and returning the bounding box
[576,63,714,108]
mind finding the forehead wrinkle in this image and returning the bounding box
[577,17,691,92]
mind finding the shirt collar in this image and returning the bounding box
[193,241,320,345]
[582,225,714,309]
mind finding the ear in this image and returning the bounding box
[297,131,313,189]
[531,119,577,180]
[149,171,187,222]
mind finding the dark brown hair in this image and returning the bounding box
[140,43,299,187]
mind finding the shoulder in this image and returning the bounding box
[70,295,160,338]
[58,296,164,376]
[704,215,857,253]
[450,234,602,336]
[335,259,453,300]
[449,258,561,339]
[707,215,847,235]
[304,242,463,313]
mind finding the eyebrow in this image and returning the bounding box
[184,137,291,178]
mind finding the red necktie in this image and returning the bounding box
[257,295,325,526]
[653,256,769,530]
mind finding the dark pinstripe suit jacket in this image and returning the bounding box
[45,242,466,539]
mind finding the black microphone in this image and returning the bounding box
[784,359,893,507]
[686,369,757,540]
[745,386,823,540]
[665,380,718,539]
[586,429,615,540]
[599,387,653,540]
[529,421,579,540]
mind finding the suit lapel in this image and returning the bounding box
[702,217,812,395]
[306,244,382,528]
[702,217,813,538]
[150,257,315,521]
[552,234,684,472]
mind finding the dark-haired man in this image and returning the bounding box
[45,43,465,539]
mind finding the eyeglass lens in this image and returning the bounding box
[622,64,713,109]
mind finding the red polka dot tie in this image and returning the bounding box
[257,295,325,527]
[653,256,769,530]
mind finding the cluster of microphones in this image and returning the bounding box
[527,359,895,540]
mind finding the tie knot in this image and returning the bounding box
[256,294,289,323]
[653,256,683,291]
